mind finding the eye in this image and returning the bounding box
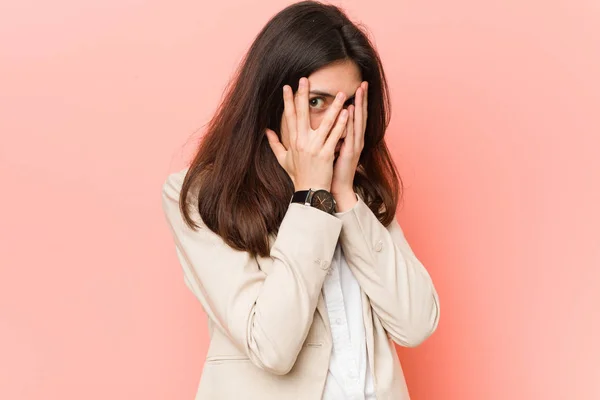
[309,97,326,109]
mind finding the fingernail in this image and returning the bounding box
[299,78,306,87]
[336,92,345,101]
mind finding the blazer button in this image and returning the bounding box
[374,240,383,252]
[315,258,330,270]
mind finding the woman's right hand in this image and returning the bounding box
[265,77,349,192]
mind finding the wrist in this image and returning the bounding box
[332,190,358,213]
[294,183,331,192]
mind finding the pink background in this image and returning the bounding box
[1,0,599,398]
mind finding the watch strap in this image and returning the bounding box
[291,189,312,205]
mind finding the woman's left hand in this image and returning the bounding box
[331,81,368,212]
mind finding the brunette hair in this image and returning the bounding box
[179,0,403,258]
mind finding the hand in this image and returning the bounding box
[331,81,368,212]
[265,77,349,192]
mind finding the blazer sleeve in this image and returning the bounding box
[335,192,440,347]
[161,172,342,375]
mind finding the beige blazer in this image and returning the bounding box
[161,167,440,400]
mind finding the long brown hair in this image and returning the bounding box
[180,0,403,258]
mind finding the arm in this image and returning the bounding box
[161,172,342,375]
[335,193,440,347]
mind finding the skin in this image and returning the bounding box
[279,59,362,156]
[278,60,368,212]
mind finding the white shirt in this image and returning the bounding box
[321,241,377,399]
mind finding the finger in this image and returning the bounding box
[282,85,298,146]
[315,91,347,143]
[264,128,287,164]
[322,108,348,154]
[295,77,309,137]
[343,105,355,152]
[362,81,368,133]
[354,87,363,147]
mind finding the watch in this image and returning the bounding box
[290,188,337,214]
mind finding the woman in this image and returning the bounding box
[161,1,440,399]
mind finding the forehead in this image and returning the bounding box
[307,60,362,98]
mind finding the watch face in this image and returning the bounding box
[310,190,335,213]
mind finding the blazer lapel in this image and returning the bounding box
[361,289,376,388]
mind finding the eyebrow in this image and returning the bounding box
[309,90,356,102]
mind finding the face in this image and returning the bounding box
[280,59,362,158]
